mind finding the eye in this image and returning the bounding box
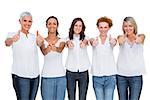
[23,20,27,22]
[53,23,57,25]
[28,20,32,23]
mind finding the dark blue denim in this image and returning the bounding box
[12,74,40,100]
[117,75,143,100]
[66,70,89,100]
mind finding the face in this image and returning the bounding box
[73,21,82,35]
[98,22,110,35]
[123,21,134,35]
[46,18,58,34]
[20,16,32,32]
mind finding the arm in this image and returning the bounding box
[40,44,51,55]
[51,42,65,53]
[5,33,20,47]
[117,35,126,45]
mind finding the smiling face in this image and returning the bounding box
[73,21,82,35]
[98,22,110,35]
[20,16,32,32]
[123,21,134,35]
[46,18,58,34]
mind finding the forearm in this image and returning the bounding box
[40,45,50,55]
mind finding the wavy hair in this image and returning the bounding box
[69,18,85,40]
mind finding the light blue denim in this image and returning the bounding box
[116,75,143,100]
[41,76,66,100]
[93,75,116,100]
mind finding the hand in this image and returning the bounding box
[135,34,145,44]
[109,35,117,47]
[36,30,44,47]
[46,45,52,53]
[12,30,20,42]
[67,40,74,48]
[92,38,98,47]
[50,44,57,51]
[80,41,86,48]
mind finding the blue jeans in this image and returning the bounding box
[41,76,66,100]
[93,75,116,100]
[12,74,40,100]
[116,75,143,100]
[66,70,89,100]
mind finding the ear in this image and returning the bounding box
[19,19,21,24]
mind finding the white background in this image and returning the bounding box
[0,0,150,100]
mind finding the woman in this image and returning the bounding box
[40,16,66,100]
[90,16,117,100]
[117,17,146,100]
[65,18,90,100]
[5,11,43,100]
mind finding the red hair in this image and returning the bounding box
[96,16,113,27]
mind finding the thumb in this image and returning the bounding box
[36,30,39,36]
[17,30,20,36]
[96,37,98,41]
[109,34,112,40]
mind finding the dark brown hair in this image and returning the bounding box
[69,18,85,40]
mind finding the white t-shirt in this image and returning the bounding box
[117,41,146,76]
[91,36,117,76]
[7,32,39,78]
[41,39,66,77]
[65,35,91,72]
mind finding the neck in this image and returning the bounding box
[74,33,80,36]
[21,29,29,35]
[100,33,107,38]
[47,32,57,39]
[127,33,136,42]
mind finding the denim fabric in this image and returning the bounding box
[117,75,143,100]
[93,75,116,100]
[41,76,66,100]
[66,70,89,100]
[12,74,40,100]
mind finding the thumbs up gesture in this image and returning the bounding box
[36,30,44,47]
[135,34,145,44]
[109,35,117,47]
[66,40,74,49]
[12,30,20,42]
[90,37,98,47]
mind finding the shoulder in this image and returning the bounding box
[137,34,145,38]
[58,38,66,43]
[117,35,124,39]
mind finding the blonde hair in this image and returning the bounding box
[123,17,137,35]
